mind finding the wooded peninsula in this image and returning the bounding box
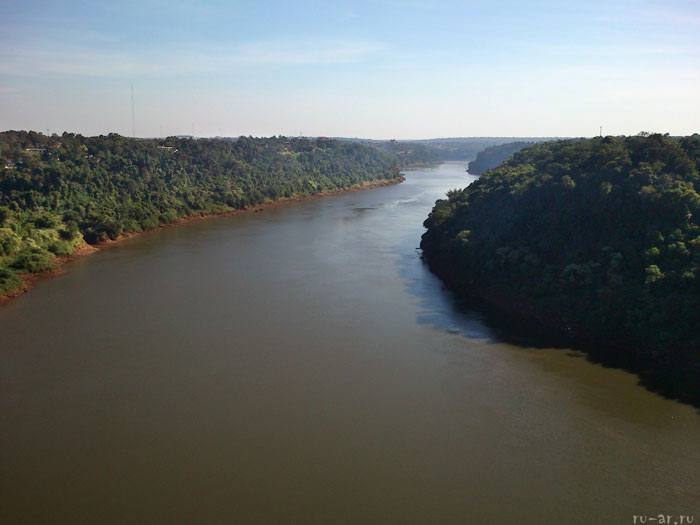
[467,141,536,175]
[422,134,700,375]
[0,132,401,297]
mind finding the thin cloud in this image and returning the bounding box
[524,42,698,58]
[226,40,385,66]
[640,1,700,28]
[0,39,386,78]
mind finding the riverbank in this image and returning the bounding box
[0,176,404,305]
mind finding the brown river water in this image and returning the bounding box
[1,162,698,524]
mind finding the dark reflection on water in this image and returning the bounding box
[396,247,492,340]
[396,227,700,409]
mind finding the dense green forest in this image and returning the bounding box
[421,134,700,370]
[0,131,400,294]
[467,141,536,175]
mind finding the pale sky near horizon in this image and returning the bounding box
[1,0,698,139]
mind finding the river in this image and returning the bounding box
[1,162,698,524]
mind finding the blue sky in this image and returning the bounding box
[1,0,698,138]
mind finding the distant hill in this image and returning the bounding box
[333,138,439,167]
[467,141,537,174]
[370,140,440,167]
[414,137,555,161]
[336,137,557,164]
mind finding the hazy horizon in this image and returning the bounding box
[1,1,698,139]
[0,130,567,141]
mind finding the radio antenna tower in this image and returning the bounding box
[599,125,602,137]
[131,84,136,138]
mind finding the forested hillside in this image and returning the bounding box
[421,134,700,369]
[0,131,400,294]
[467,141,536,174]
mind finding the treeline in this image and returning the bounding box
[0,131,400,293]
[467,141,536,174]
[421,134,700,370]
